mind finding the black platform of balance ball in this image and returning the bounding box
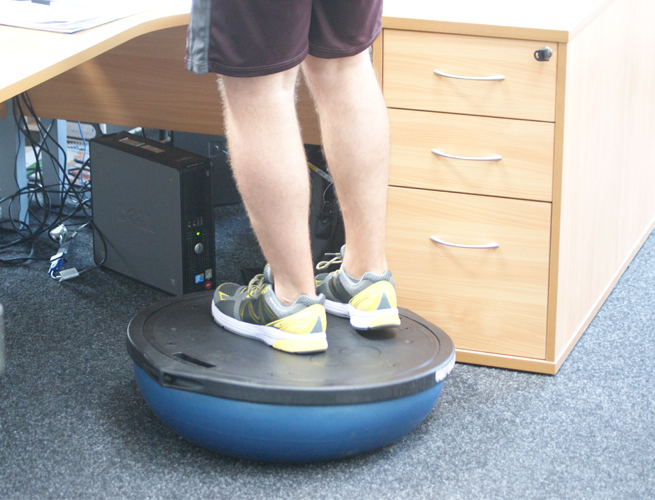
[127,291,455,462]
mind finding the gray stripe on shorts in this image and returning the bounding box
[186,0,212,75]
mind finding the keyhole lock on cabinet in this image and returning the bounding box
[534,47,553,61]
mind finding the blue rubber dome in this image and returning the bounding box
[127,291,455,462]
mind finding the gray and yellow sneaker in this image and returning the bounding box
[212,265,328,354]
[315,247,401,330]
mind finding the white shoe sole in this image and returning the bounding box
[326,299,400,330]
[211,300,327,353]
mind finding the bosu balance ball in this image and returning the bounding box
[127,291,455,462]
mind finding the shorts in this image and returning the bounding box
[185,0,383,77]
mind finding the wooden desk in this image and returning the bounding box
[2,5,185,100]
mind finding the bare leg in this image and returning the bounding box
[301,51,390,279]
[220,68,316,305]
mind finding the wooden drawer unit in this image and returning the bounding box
[383,29,558,121]
[380,0,655,374]
[387,187,551,359]
[378,0,655,374]
[389,108,555,201]
[382,24,558,369]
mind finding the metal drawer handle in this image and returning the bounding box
[432,149,502,162]
[430,236,499,249]
[433,68,505,81]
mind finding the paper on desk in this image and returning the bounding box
[0,0,159,34]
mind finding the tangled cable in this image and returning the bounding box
[0,92,106,279]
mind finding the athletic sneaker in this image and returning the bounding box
[212,265,328,354]
[315,247,401,330]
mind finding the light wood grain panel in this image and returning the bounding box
[27,26,222,134]
[382,17,567,44]
[387,187,551,359]
[27,26,322,144]
[455,349,557,374]
[0,7,190,103]
[383,29,558,121]
[389,108,554,201]
[554,0,655,361]
[382,0,615,42]
[545,41,568,363]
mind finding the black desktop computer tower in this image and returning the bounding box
[90,132,215,295]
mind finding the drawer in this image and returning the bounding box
[389,108,555,201]
[386,187,551,359]
[383,29,558,122]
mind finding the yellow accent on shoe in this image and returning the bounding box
[350,281,398,312]
[267,304,327,335]
[272,338,328,353]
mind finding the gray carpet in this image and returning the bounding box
[1,203,654,500]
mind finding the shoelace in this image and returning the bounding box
[245,274,268,298]
[315,252,343,271]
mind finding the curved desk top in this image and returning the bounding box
[0,4,190,103]
[2,0,617,104]
[382,0,614,42]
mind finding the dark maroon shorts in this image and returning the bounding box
[185,0,383,77]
